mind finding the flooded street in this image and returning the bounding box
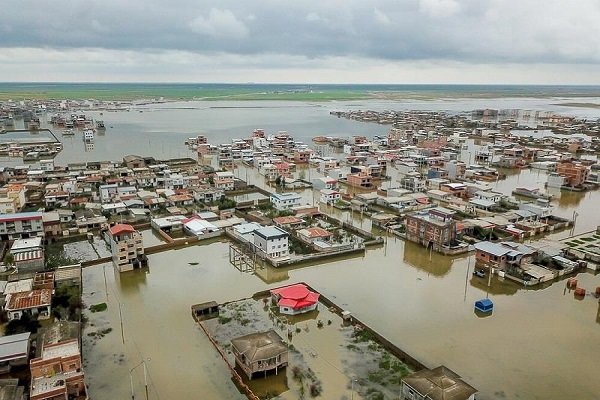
[83,231,600,400]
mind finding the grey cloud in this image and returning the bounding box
[0,0,599,65]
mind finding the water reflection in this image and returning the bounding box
[556,191,586,207]
[254,265,290,284]
[114,266,149,294]
[469,276,518,296]
[402,241,454,277]
[473,309,493,318]
[234,365,289,399]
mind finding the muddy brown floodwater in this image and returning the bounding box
[82,219,600,400]
[82,151,600,400]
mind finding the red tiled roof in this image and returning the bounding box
[109,224,135,236]
[7,289,52,310]
[70,197,89,205]
[272,216,302,225]
[302,227,332,238]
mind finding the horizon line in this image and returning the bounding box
[1,81,600,87]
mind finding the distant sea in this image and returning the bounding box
[2,82,600,101]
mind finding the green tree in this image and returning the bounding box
[3,252,14,267]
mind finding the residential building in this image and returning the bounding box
[396,161,418,177]
[123,154,146,169]
[231,330,288,379]
[473,190,504,205]
[10,237,45,272]
[270,284,319,315]
[0,332,31,373]
[399,174,426,192]
[29,322,86,400]
[293,149,311,164]
[0,212,44,241]
[0,184,26,213]
[0,196,19,214]
[254,226,289,259]
[405,208,457,252]
[44,190,70,208]
[319,189,341,205]
[151,215,185,232]
[163,172,187,190]
[444,160,467,180]
[107,224,146,272]
[272,216,304,229]
[42,212,61,238]
[182,216,219,237]
[547,173,565,189]
[0,378,25,399]
[519,199,553,218]
[440,182,468,199]
[347,171,373,189]
[98,183,119,203]
[297,227,333,243]
[474,241,536,270]
[401,366,477,400]
[213,171,235,191]
[5,288,52,321]
[270,192,302,210]
[311,177,338,190]
[555,161,590,187]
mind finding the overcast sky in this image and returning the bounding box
[1,0,599,84]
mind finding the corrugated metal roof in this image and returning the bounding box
[474,241,511,257]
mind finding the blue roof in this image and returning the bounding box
[476,299,493,307]
[475,299,494,312]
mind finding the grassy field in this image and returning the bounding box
[0,85,370,102]
[3,83,600,102]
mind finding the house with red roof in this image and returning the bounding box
[107,224,146,272]
[270,284,320,315]
[5,289,52,321]
[296,227,333,243]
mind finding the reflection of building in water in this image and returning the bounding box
[402,241,453,277]
[556,191,585,207]
[84,142,94,152]
[254,264,289,284]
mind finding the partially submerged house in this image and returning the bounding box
[107,223,146,272]
[270,284,320,315]
[231,330,288,379]
[401,365,478,400]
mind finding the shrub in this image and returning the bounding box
[89,303,108,313]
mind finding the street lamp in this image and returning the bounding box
[129,360,149,400]
[350,377,358,400]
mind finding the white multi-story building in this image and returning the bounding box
[254,226,289,259]
[0,212,44,241]
[213,171,235,191]
[320,189,341,205]
[270,192,302,210]
[107,224,146,272]
[163,173,187,190]
[99,184,119,204]
[10,237,45,272]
